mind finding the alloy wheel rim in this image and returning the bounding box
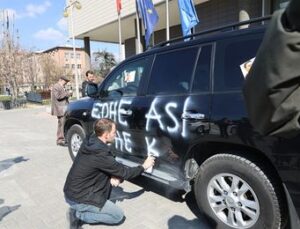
[71,133,82,157]
[207,173,260,228]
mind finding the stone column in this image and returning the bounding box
[83,36,91,71]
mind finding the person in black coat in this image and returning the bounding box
[64,118,155,228]
[81,70,96,97]
[243,0,300,138]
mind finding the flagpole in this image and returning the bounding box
[135,1,142,53]
[166,0,170,41]
[118,12,122,60]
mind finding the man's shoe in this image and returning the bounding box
[57,141,67,146]
[68,208,83,229]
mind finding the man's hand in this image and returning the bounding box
[110,176,122,187]
[142,156,155,170]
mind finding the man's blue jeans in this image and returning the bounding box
[65,197,124,225]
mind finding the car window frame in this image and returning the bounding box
[99,55,154,98]
[145,46,200,96]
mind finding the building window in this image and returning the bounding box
[65,64,70,69]
[76,53,80,59]
[70,53,74,59]
[72,64,75,69]
[77,64,81,69]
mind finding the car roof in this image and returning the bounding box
[124,16,270,63]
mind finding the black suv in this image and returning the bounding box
[64,17,300,229]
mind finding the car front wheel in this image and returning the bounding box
[194,153,286,229]
[67,124,86,160]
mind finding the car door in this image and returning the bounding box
[118,45,213,186]
[91,56,153,156]
[211,32,264,141]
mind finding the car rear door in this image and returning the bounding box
[118,45,213,186]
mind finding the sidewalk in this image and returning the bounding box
[0,107,210,229]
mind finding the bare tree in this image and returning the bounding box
[93,49,117,78]
[0,20,23,101]
[39,53,65,89]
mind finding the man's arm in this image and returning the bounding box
[53,85,70,101]
[96,152,155,180]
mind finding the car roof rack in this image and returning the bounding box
[153,15,272,49]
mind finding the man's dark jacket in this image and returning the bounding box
[81,80,88,97]
[64,134,144,208]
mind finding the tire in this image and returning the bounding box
[67,124,86,160]
[194,153,285,229]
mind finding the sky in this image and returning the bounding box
[1,0,119,55]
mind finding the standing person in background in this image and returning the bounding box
[51,76,72,146]
[64,118,155,229]
[81,70,96,97]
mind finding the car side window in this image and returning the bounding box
[147,47,198,95]
[192,45,212,92]
[102,58,150,97]
[214,34,263,92]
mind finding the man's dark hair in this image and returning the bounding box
[94,118,115,136]
[86,70,94,77]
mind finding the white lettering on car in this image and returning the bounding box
[145,98,165,131]
[145,136,160,157]
[91,99,132,126]
[118,99,132,127]
[165,102,180,134]
[182,97,191,138]
[115,130,132,153]
[92,96,193,155]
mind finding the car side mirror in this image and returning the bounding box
[86,83,98,98]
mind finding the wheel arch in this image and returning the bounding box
[187,141,281,183]
[64,118,85,140]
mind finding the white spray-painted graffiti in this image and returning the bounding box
[115,131,132,153]
[91,97,193,157]
[91,99,132,127]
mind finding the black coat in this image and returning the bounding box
[81,80,88,97]
[243,9,300,138]
[64,134,144,208]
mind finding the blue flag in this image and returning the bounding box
[136,0,159,48]
[177,0,199,37]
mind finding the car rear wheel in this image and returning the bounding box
[67,124,86,160]
[194,153,285,229]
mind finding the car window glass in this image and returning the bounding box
[214,35,262,91]
[147,47,198,95]
[192,45,212,92]
[102,58,149,97]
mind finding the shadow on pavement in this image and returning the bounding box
[0,199,21,222]
[110,186,145,203]
[130,176,185,202]
[130,176,216,229]
[0,156,29,173]
[168,215,211,229]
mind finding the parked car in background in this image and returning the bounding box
[63,17,300,229]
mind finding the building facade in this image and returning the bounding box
[66,0,289,60]
[43,46,88,91]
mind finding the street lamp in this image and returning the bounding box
[64,0,82,99]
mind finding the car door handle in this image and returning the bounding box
[119,109,132,116]
[181,112,205,120]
